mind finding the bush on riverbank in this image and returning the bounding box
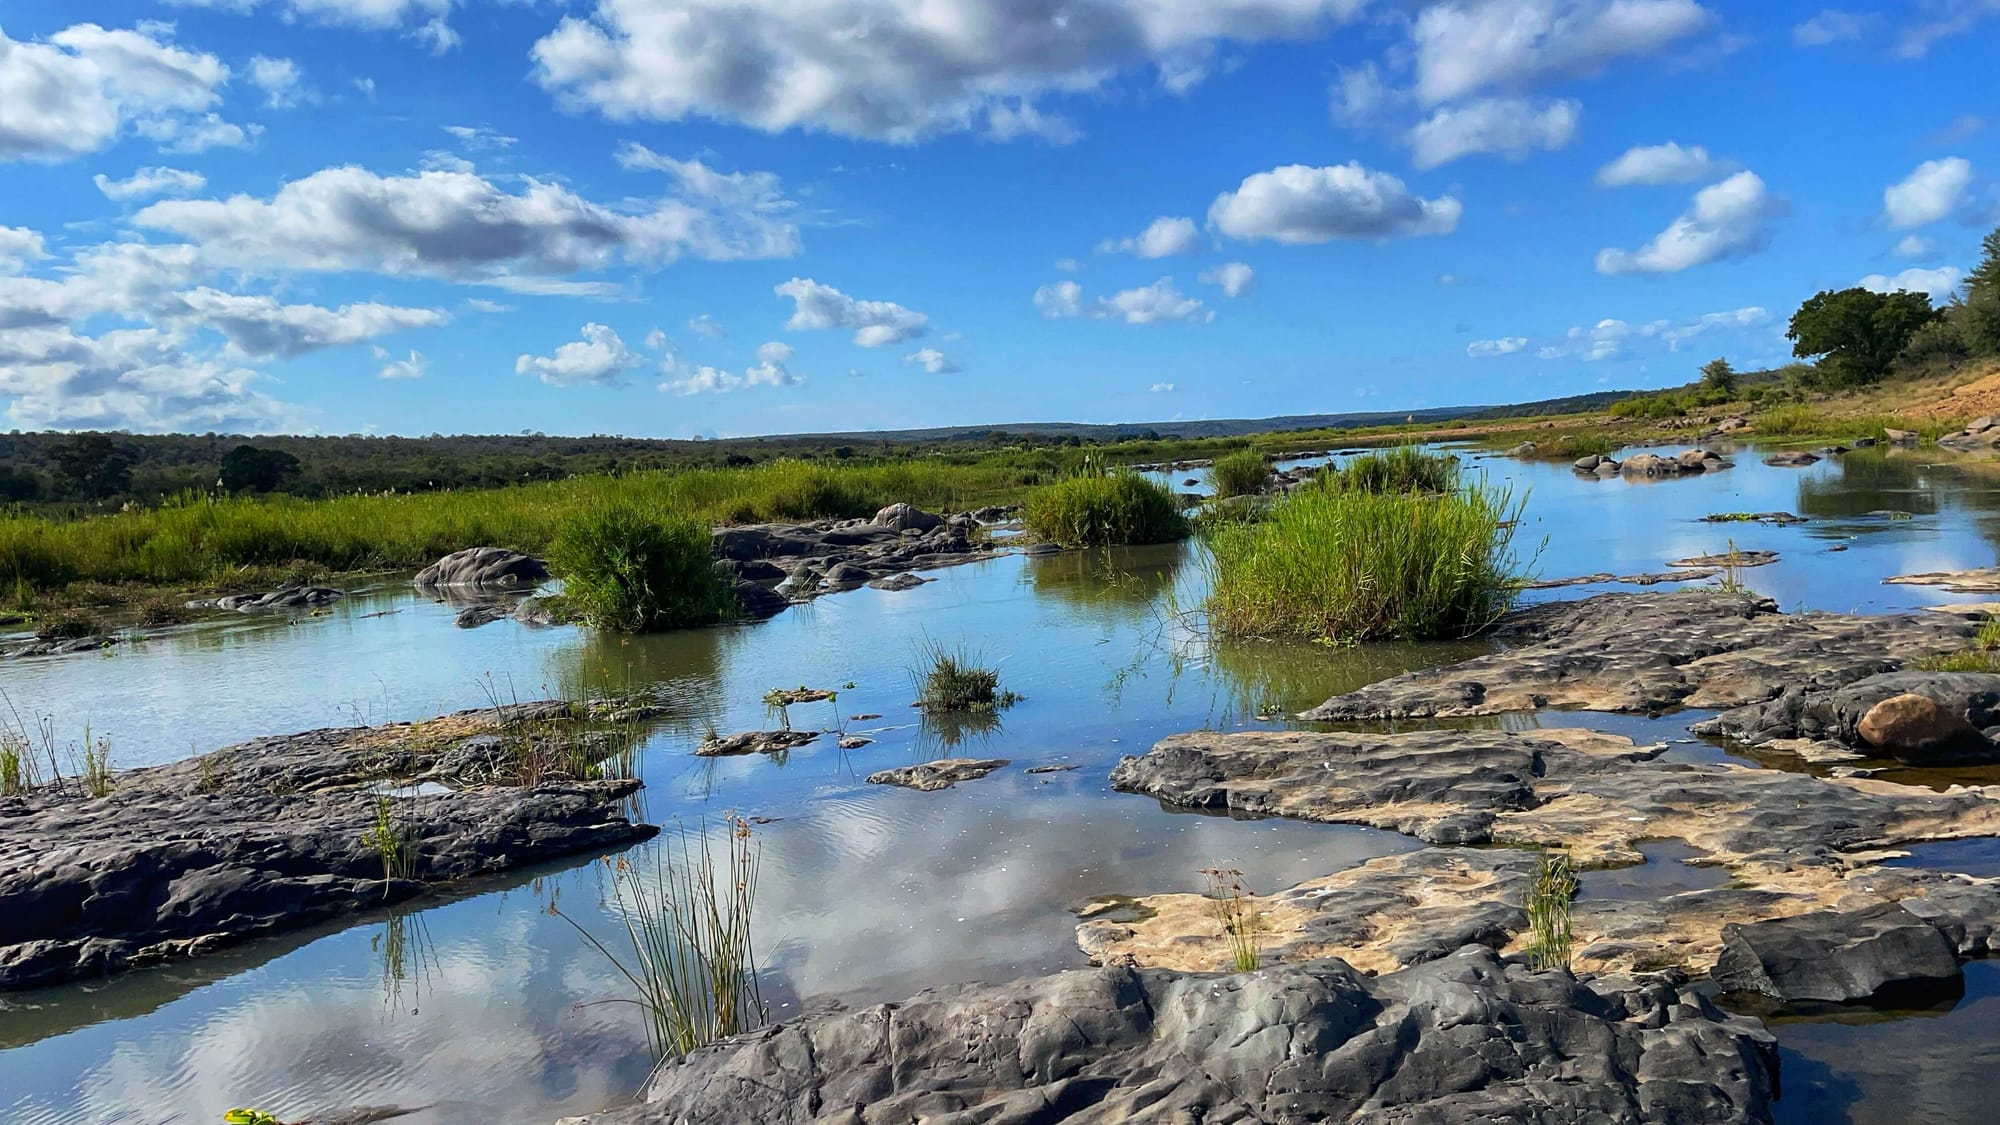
[547,505,737,632]
[1210,451,1270,498]
[1022,471,1188,548]
[1334,446,1458,494]
[1204,479,1525,643]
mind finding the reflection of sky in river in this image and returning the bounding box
[6,444,2000,1122]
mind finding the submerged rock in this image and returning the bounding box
[695,730,819,757]
[866,572,930,591]
[1763,451,1822,467]
[1671,549,1779,568]
[207,586,345,611]
[1714,903,1963,1003]
[414,547,549,589]
[1302,592,1975,720]
[865,758,1009,791]
[568,945,1776,1125]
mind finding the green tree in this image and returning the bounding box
[219,445,303,493]
[1698,357,1738,398]
[50,433,134,500]
[1787,287,1938,386]
[1961,225,2000,356]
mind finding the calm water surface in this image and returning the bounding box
[5,444,2000,1123]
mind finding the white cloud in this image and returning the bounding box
[1894,235,1935,259]
[660,346,806,395]
[530,0,1370,142]
[1883,157,1974,228]
[1859,266,1964,302]
[1408,96,1578,169]
[465,298,512,314]
[904,347,962,374]
[373,347,426,379]
[514,323,640,386]
[1328,62,1396,126]
[1793,9,1872,45]
[1094,278,1213,325]
[0,323,297,432]
[1467,336,1528,357]
[1895,0,2000,59]
[141,112,259,154]
[248,55,304,108]
[1150,381,1175,392]
[1412,0,1712,105]
[1536,305,1768,360]
[1594,141,1722,187]
[1033,280,1085,318]
[1054,258,1081,273]
[687,312,725,339]
[1595,171,1786,275]
[755,340,793,364]
[0,22,240,162]
[442,124,517,150]
[94,166,207,201]
[984,101,1081,145]
[1099,216,1200,258]
[164,0,459,51]
[0,227,47,274]
[135,161,801,287]
[1199,262,1255,298]
[169,289,446,359]
[1208,163,1463,243]
[774,278,927,347]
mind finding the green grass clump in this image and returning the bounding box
[1334,446,1458,494]
[547,504,737,633]
[1204,480,1525,643]
[1526,850,1578,972]
[1752,405,1955,444]
[1534,432,1616,460]
[913,642,1015,712]
[1200,866,1259,972]
[33,607,103,642]
[1022,471,1188,548]
[1210,450,1270,499]
[1916,619,2000,672]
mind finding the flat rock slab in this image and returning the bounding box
[1672,550,1779,568]
[1303,592,1976,720]
[1093,726,2000,980]
[1693,670,2000,765]
[1887,567,2000,593]
[865,758,1009,791]
[568,946,1775,1125]
[0,701,657,991]
[201,586,345,611]
[1527,568,1720,589]
[695,730,819,757]
[1714,902,1962,1002]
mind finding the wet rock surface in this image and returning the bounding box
[1885,567,2000,593]
[0,701,657,991]
[714,507,1003,608]
[571,945,1776,1125]
[414,547,549,589]
[1714,903,1963,1003]
[196,585,346,611]
[695,730,820,757]
[865,757,1009,791]
[1302,592,1975,720]
[1694,671,2000,764]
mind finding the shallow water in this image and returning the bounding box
[7,444,2000,1123]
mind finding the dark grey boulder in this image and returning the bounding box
[414,547,548,589]
[866,572,930,591]
[213,586,344,611]
[1713,903,1962,1002]
[453,604,512,629]
[871,502,943,533]
[734,581,791,620]
[569,946,1775,1125]
[1694,670,2000,764]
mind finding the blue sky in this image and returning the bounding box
[1,0,1996,438]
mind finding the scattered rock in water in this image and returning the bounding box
[1886,427,1921,445]
[870,502,943,533]
[765,687,837,706]
[1302,592,1977,720]
[1574,454,1603,471]
[201,586,345,611]
[866,572,930,591]
[1024,764,1078,774]
[836,736,871,750]
[1672,550,1779,568]
[453,604,512,629]
[734,581,791,620]
[3,634,119,658]
[0,700,657,991]
[695,730,820,757]
[567,945,1777,1125]
[414,547,549,589]
[1504,441,1537,456]
[1699,511,1805,525]
[849,713,882,721]
[511,597,568,627]
[1885,567,2000,593]
[865,757,1009,791]
[1763,451,1822,468]
[1693,671,2000,765]
[730,558,787,583]
[1714,903,1963,1003]
[1526,568,1720,589]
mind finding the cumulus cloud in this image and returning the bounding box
[1033,280,1084,319]
[1467,336,1528,357]
[904,347,961,374]
[0,22,243,162]
[774,278,927,346]
[1408,96,1578,169]
[1150,381,1175,392]
[1412,0,1712,105]
[1033,278,1210,324]
[373,347,426,379]
[687,312,725,339]
[0,323,298,432]
[1859,266,1965,302]
[1895,0,2000,59]
[1793,9,1872,45]
[1883,157,1974,228]
[1199,262,1255,298]
[514,323,641,386]
[0,227,47,274]
[1208,163,1462,244]
[1328,62,1396,126]
[168,290,446,359]
[1595,171,1786,275]
[661,343,805,395]
[1894,235,1935,259]
[164,0,459,51]
[1537,305,1768,360]
[530,0,1370,142]
[248,55,304,108]
[134,160,802,288]
[1099,216,1200,258]
[984,101,1081,144]
[94,166,207,201]
[1594,142,1723,187]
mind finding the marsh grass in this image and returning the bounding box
[1716,539,1752,596]
[913,641,1017,712]
[556,820,766,1062]
[1753,405,1956,444]
[548,504,738,633]
[1526,432,1617,460]
[1526,850,1578,972]
[33,606,103,642]
[77,727,112,798]
[0,734,36,797]
[1334,446,1458,494]
[1916,618,2000,672]
[1021,468,1188,548]
[1199,867,1259,972]
[362,796,418,895]
[1210,450,1270,499]
[1203,479,1527,643]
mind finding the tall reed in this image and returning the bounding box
[1209,450,1270,499]
[547,504,737,632]
[1526,850,1578,972]
[1200,866,1259,972]
[1021,468,1187,548]
[1334,446,1458,494]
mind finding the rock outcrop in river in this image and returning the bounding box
[0,700,659,990]
[566,945,1776,1125]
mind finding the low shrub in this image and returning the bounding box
[547,504,737,632]
[1022,471,1188,548]
[1203,480,1525,643]
[1210,450,1270,499]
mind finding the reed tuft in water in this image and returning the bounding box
[557,819,767,1062]
[1526,850,1578,972]
[1210,450,1270,499]
[1199,867,1259,972]
[913,641,1016,712]
[1333,445,1459,494]
[1022,466,1188,548]
[547,504,738,633]
[361,796,417,895]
